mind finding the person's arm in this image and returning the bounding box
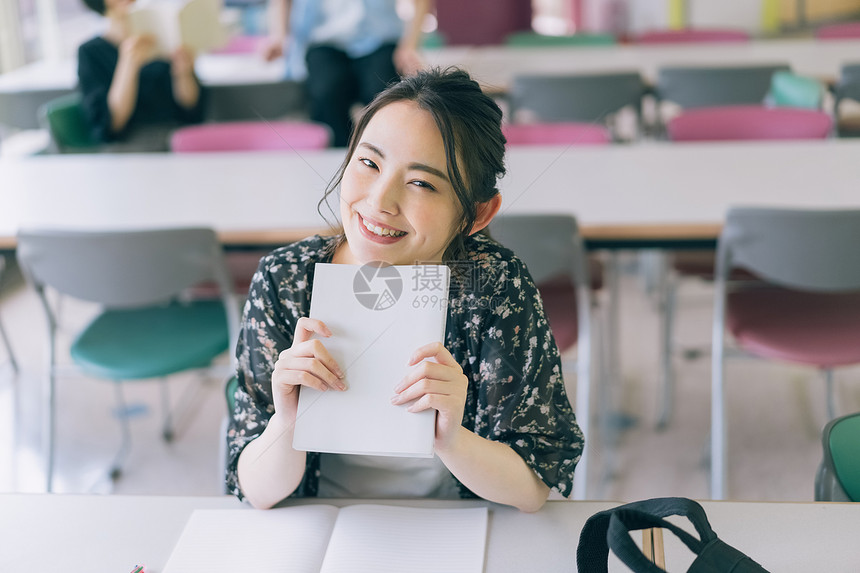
[107,34,155,133]
[170,45,200,110]
[261,0,291,61]
[393,342,550,512]
[393,246,583,511]
[393,0,432,76]
[237,317,345,509]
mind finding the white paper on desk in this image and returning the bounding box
[162,504,488,573]
[293,262,450,458]
[162,505,339,573]
[319,504,488,573]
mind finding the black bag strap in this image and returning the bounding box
[608,509,711,572]
[577,497,770,573]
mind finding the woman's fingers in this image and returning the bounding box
[407,341,461,369]
[391,376,463,406]
[282,356,345,391]
[292,317,333,345]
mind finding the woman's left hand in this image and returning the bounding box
[170,45,196,78]
[391,342,467,450]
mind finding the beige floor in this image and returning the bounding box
[0,253,857,501]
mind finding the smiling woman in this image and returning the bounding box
[227,68,584,515]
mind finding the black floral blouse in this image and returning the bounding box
[226,232,583,500]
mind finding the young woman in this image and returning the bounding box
[78,0,205,148]
[226,68,583,512]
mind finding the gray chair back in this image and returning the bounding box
[717,207,860,292]
[656,64,790,108]
[488,214,589,288]
[16,227,240,341]
[487,213,593,500]
[508,72,644,124]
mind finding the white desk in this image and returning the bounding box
[425,38,860,90]
[2,140,859,251]
[1,494,858,572]
[0,54,301,129]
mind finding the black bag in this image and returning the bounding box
[577,497,770,572]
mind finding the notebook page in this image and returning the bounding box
[162,505,339,573]
[294,263,450,457]
[319,505,488,573]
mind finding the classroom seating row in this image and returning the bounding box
[8,203,860,501]
[39,60,860,153]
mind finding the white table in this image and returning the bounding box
[2,140,859,251]
[425,38,860,90]
[0,54,301,129]
[1,494,858,572]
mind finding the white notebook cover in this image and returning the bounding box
[293,263,450,457]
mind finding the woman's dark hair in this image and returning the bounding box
[82,0,106,15]
[319,67,507,263]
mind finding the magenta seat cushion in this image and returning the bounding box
[727,288,860,368]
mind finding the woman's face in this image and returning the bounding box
[336,100,463,266]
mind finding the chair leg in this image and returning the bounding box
[36,288,58,493]
[44,336,57,493]
[109,382,133,481]
[159,377,174,442]
[710,283,728,501]
[824,369,836,421]
[657,268,678,430]
[572,287,593,500]
[0,314,18,375]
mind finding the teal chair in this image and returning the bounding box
[505,31,616,47]
[815,412,860,501]
[38,93,100,153]
[765,71,825,109]
[17,228,240,492]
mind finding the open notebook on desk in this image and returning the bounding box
[163,504,488,573]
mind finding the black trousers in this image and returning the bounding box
[305,43,399,147]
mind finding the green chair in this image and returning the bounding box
[766,71,824,109]
[38,93,100,153]
[505,31,616,47]
[421,30,446,49]
[17,228,240,492]
[815,412,860,501]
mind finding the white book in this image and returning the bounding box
[162,504,488,573]
[127,0,229,57]
[293,262,450,458]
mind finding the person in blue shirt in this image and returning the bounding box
[261,0,432,146]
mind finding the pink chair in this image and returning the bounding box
[634,28,750,44]
[170,121,332,153]
[710,207,860,499]
[503,122,612,146]
[657,105,831,429]
[171,121,331,296]
[815,22,860,40]
[666,105,832,142]
[211,35,265,54]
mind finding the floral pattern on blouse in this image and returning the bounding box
[226,232,583,500]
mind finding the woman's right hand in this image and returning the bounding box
[119,34,156,69]
[271,317,345,415]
